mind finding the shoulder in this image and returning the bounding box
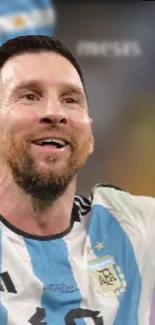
[90,183,155,204]
[91,183,155,228]
[75,184,155,269]
[90,184,155,269]
[76,183,155,219]
[75,183,155,224]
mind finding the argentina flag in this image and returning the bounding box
[0,0,55,45]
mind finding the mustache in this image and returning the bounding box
[28,124,71,137]
[23,126,71,143]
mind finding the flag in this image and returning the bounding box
[0,0,55,45]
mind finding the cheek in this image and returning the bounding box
[71,116,94,154]
[0,113,24,153]
[71,114,92,137]
[0,102,35,133]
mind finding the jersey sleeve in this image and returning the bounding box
[131,193,155,268]
[91,184,155,269]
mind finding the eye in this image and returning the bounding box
[22,93,39,101]
[64,97,78,104]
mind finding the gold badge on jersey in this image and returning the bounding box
[88,254,127,297]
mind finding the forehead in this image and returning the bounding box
[1,51,84,90]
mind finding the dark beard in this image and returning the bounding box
[5,132,91,202]
[9,154,78,201]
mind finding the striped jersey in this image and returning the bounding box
[0,184,154,325]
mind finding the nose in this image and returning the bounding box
[38,102,68,126]
[39,114,67,126]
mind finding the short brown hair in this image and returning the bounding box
[0,35,87,94]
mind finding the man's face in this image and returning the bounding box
[0,51,94,199]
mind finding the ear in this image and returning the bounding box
[88,118,94,155]
[89,134,94,155]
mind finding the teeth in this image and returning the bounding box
[35,138,66,145]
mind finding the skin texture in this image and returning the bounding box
[0,51,94,236]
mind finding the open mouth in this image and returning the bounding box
[32,138,69,149]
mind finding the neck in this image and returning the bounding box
[0,166,77,236]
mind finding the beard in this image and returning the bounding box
[5,137,91,201]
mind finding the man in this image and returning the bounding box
[0,35,154,325]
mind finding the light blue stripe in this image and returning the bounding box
[88,204,141,325]
[0,1,53,15]
[0,230,8,325]
[25,238,87,325]
[0,25,55,46]
[88,258,113,271]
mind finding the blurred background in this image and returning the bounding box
[1,0,155,197]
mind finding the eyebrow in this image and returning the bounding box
[12,80,87,100]
[12,80,43,93]
[60,84,86,100]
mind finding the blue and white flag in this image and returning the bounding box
[0,0,55,45]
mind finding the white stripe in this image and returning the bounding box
[0,223,44,325]
[75,195,90,207]
[64,227,118,325]
[0,7,55,32]
[64,228,91,324]
[74,201,88,214]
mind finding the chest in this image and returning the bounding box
[0,231,142,325]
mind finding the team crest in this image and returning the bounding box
[88,255,127,297]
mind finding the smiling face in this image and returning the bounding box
[0,51,94,199]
